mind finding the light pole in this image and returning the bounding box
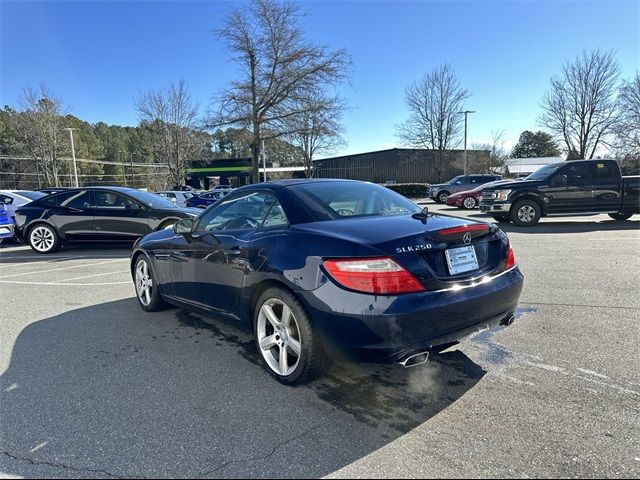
[261,139,267,182]
[65,128,79,187]
[458,110,475,174]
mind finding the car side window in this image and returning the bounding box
[565,163,594,185]
[261,197,289,228]
[196,192,273,232]
[593,162,616,181]
[92,191,139,209]
[63,191,91,209]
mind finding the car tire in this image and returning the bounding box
[462,196,477,209]
[608,212,633,221]
[511,199,542,226]
[134,255,168,312]
[437,191,450,204]
[254,287,331,385]
[492,215,511,223]
[28,223,60,254]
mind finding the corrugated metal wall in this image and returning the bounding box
[313,149,490,184]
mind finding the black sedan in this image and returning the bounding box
[131,180,523,384]
[13,187,201,254]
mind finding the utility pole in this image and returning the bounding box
[130,152,135,188]
[261,139,267,183]
[122,151,127,187]
[458,110,475,174]
[65,128,79,187]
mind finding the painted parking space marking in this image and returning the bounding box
[0,259,128,278]
[0,279,131,286]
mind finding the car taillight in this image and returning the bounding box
[438,223,489,236]
[505,238,516,270]
[323,257,425,295]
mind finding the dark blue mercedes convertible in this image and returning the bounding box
[131,179,523,384]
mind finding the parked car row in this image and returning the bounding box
[432,160,639,226]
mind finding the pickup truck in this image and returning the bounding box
[479,159,640,226]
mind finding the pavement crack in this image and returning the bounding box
[2,451,130,479]
[198,421,326,477]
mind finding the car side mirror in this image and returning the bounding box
[174,218,194,235]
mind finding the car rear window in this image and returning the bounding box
[39,190,80,206]
[291,182,421,219]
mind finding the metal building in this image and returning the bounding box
[313,148,490,184]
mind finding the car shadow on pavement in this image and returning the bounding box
[0,298,485,479]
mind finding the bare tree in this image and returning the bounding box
[397,64,470,178]
[208,0,351,182]
[136,80,201,187]
[8,85,68,187]
[539,49,620,160]
[283,92,346,176]
[611,73,640,174]
[470,129,508,174]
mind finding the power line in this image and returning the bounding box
[0,155,167,169]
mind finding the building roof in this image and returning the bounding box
[506,156,564,166]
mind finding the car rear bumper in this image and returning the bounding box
[299,266,524,363]
[0,222,14,239]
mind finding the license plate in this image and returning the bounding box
[445,245,479,275]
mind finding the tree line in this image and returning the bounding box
[2,0,639,190]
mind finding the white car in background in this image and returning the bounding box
[0,190,47,218]
[155,191,196,207]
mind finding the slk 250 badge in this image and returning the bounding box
[396,244,432,254]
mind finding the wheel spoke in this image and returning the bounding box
[288,338,301,356]
[279,345,288,375]
[262,304,281,328]
[144,288,151,304]
[281,305,292,329]
[143,261,149,277]
[260,334,278,351]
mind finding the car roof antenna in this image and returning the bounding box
[411,206,430,225]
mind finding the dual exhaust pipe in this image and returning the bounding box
[398,313,516,368]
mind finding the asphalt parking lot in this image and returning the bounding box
[1,204,639,479]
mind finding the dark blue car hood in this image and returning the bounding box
[292,214,481,246]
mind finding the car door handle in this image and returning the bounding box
[225,247,242,256]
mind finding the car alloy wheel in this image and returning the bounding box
[256,298,302,377]
[517,205,536,223]
[29,225,58,253]
[438,192,449,203]
[135,258,154,307]
[463,196,476,209]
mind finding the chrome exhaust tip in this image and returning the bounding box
[399,351,430,368]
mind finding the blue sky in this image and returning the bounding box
[1,0,638,156]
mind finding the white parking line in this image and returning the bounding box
[0,280,131,286]
[0,259,128,278]
[0,254,129,261]
[56,270,130,284]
